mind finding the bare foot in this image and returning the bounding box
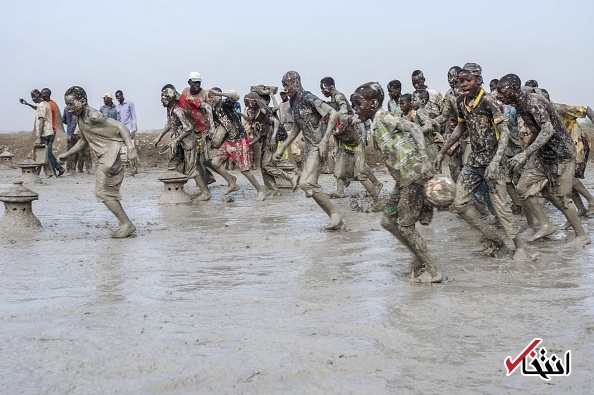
[256,190,266,201]
[564,235,591,249]
[528,223,557,242]
[513,247,528,261]
[322,221,347,232]
[413,269,443,284]
[327,211,344,228]
[111,224,136,238]
[559,220,571,230]
[584,206,594,217]
[194,193,211,202]
[328,192,345,199]
[290,174,300,192]
[520,227,536,238]
[222,184,240,195]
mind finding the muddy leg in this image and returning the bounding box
[103,200,136,238]
[206,160,237,194]
[542,190,590,247]
[312,191,345,230]
[573,178,594,215]
[241,170,266,201]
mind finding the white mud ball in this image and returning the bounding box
[425,175,456,207]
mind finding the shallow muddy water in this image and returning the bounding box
[0,166,593,394]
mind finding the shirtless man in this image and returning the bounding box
[59,86,138,238]
[435,63,526,259]
[497,74,590,247]
[208,88,267,201]
[351,82,441,283]
[320,77,382,199]
[274,71,344,230]
[153,86,201,190]
[243,92,298,195]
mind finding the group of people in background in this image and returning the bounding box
[20,88,137,176]
[18,64,594,284]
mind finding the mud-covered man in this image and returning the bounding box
[435,63,526,259]
[433,66,464,181]
[387,80,403,116]
[321,77,382,200]
[153,85,201,191]
[497,74,590,247]
[208,88,267,201]
[411,89,440,163]
[274,71,344,230]
[59,86,139,238]
[352,82,442,283]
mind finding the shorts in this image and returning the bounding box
[96,155,124,202]
[384,179,428,227]
[215,137,251,171]
[516,156,574,202]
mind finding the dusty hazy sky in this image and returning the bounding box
[1,0,593,132]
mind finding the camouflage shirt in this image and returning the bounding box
[516,93,575,164]
[387,99,403,116]
[371,109,423,187]
[425,87,443,118]
[434,88,458,125]
[290,91,334,147]
[457,89,505,167]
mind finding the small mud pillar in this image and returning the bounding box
[276,159,297,188]
[158,170,191,204]
[0,150,15,169]
[0,181,42,229]
[17,158,42,184]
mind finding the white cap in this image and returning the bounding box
[101,93,113,99]
[188,72,202,82]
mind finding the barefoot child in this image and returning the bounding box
[59,86,138,238]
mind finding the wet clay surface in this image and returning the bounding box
[1,165,593,393]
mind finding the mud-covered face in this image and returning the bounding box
[208,92,221,106]
[489,81,498,92]
[496,83,519,105]
[411,92,424,110]
[351,92,377,122]
[65,94,85,114]
[245,99,258,110]
[387,86,401,100]
[188,80,202,95]
[282,77,299,98]
[458,72,482,98]
[161,88,176,107]
[31,92,42,104]
[280,92,288,102]
[399,98,412,113]
[412,76,425,90]
[320,83,333,98]
[447,70,459,89]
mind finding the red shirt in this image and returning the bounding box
[179,93,209,133]
[47,100,58,133]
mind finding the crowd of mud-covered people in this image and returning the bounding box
[16,64,594,283]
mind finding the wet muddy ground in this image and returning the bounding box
[1,165,593,394]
